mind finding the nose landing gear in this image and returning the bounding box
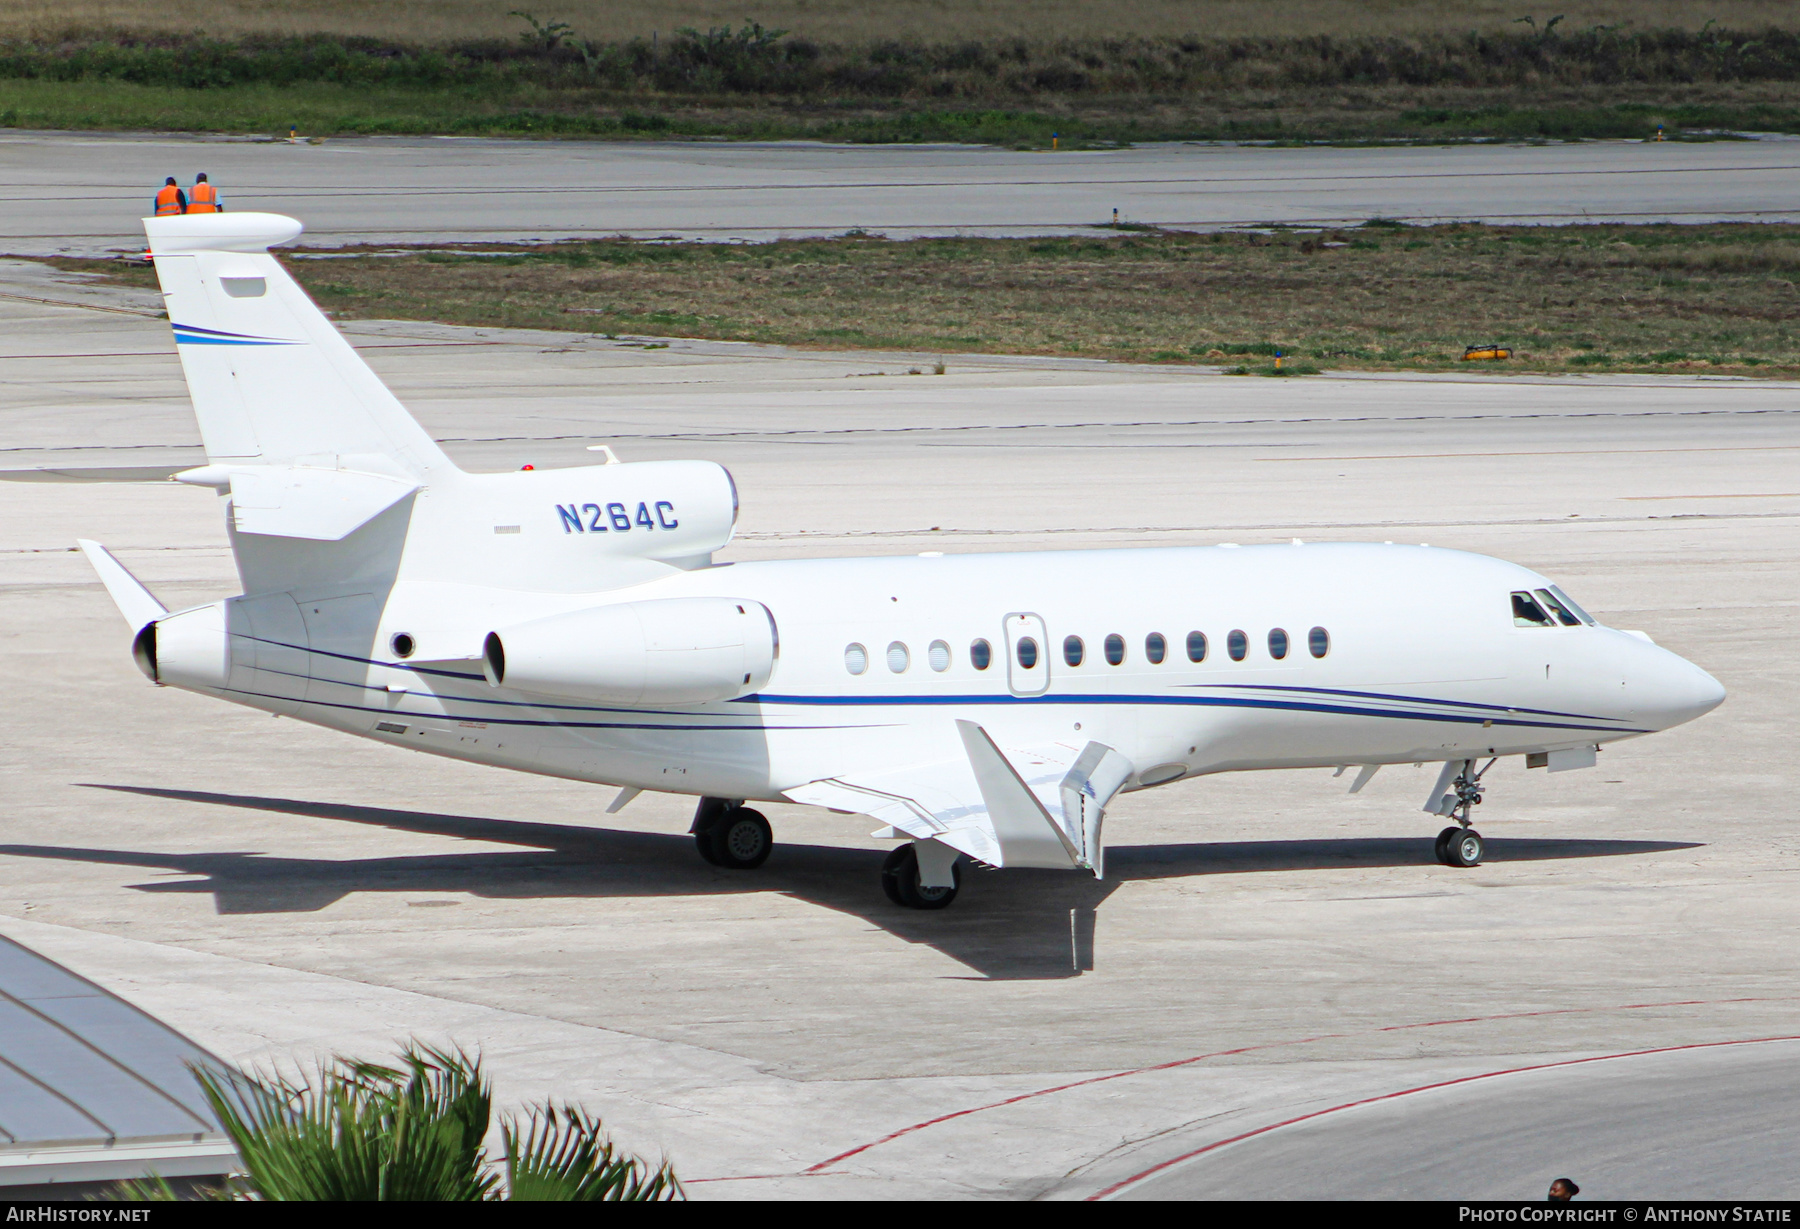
[1436,825,1485,867]
[1432,757,1495,867]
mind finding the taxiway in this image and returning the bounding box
[1,260,1795,1198]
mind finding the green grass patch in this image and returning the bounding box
[55,221,1800,377]
[7,25,1800,144]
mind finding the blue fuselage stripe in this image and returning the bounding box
[234,639,1649,735]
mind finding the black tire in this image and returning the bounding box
[695,830,723,866]
[1444,828,1484,868]
[711,808,772,870]
[1434,826,1460,866]
[880,846,909,905]
[880,844,960,910]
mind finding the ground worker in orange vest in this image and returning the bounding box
[153,177,185,217]
[185,172,222,214]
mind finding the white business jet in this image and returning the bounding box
[67,213,1724,909]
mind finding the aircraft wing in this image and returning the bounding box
[785,720,1134,877]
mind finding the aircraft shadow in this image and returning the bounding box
[1,785,1700,982]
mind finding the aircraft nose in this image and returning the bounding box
[1639,648,1726,729]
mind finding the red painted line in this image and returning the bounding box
[799,993,1796,1177]
[801,1032,1344,1174]
[1085,1034,1800,1201]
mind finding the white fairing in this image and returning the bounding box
[141,602,230,689]
[75,211,1726,889]
[486,597,777,705]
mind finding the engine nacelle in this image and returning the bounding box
[484,597,777,705]
[134,601,230,689]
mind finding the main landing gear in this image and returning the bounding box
[688,797,964,909]
[1433,757,1495,868]
[691,797,772,870]
[880,843,961,910]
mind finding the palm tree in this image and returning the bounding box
[174,1044,680,1200]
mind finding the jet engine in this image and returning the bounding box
[133,601,230,689]
[483,597,777,705]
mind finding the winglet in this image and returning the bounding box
[76,540,167,633]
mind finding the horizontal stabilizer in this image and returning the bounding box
[0,465,195,484]
[76,540,168,633]
[227,467,418,540]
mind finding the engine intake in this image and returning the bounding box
[483,597,776,705]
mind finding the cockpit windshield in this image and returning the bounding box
[1534,588,1582,627]
[1546,585,1595,625]
[1512,586,1597,628]
[1512,591,1557,627]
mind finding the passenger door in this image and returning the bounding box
[1004,613,1050,696]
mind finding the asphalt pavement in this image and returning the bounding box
[4,130,1800,256]
[1114,1038,1800,1200]
[1,258,1795,1198]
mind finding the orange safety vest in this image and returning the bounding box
[186,182,219,213]
[154,184,184,217]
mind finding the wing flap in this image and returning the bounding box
[787,756,1003,865]
[786,722,1136,876]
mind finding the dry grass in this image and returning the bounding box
[7,1,1800,44]
[63,223,1800,376]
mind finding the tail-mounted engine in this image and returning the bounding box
[483,596,777,706]
[132,601,230,689]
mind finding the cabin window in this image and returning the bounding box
[1227,629,1248,661]
[1103,633,1126,665]
[1017,637,1039,669]
[928,640,952,671]
[1186,631,1208,662]
[1309,626,1330,658]
[1146,632,1167,664]
[845,643,868,675]
[1064,635,1085,667]
[887,641,910,672]
[1535,588,1582,627]
[1548,585,1595,625]
[1268,628,1289,660]
[1512,591,1556,628]
[970,638,992,670]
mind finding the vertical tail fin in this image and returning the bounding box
[143,213,451,480]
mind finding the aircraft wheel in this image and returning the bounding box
[1444,828,1484,868]
[709,808,772,870]
[1434,826,1460,866]
[880,847,908,905]
[695,830,723,866]
[881,844,959,910]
